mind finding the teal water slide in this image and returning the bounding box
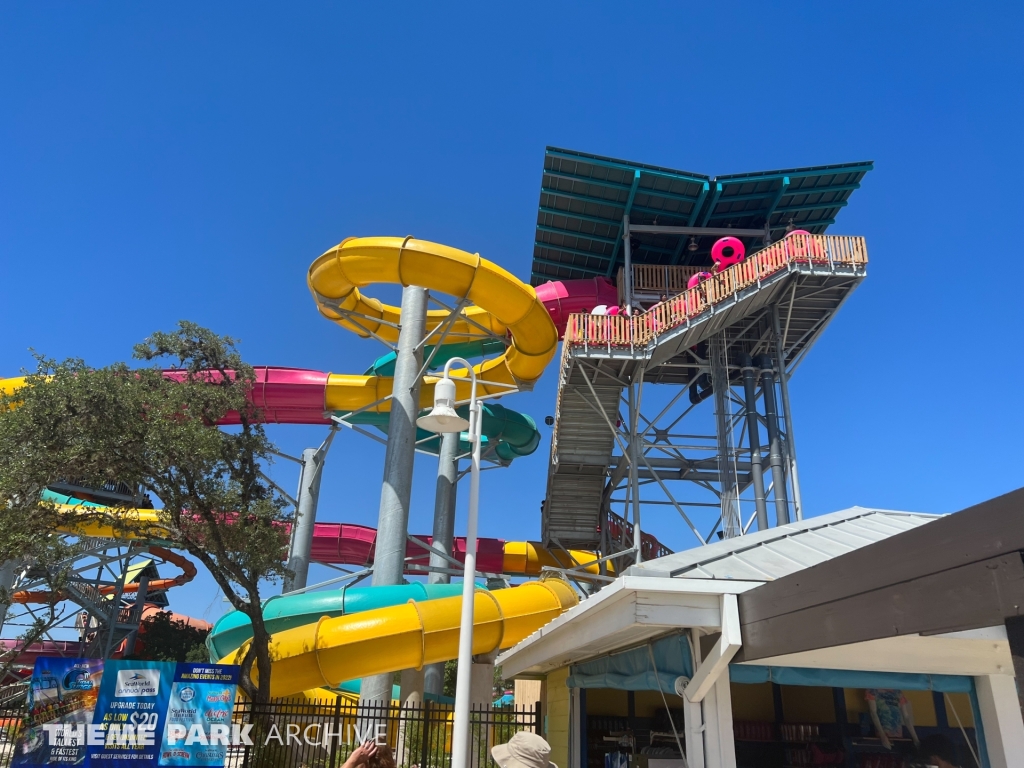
[344,339,542,462]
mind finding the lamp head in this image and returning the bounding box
[416,376,470,433]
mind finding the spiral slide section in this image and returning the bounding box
[207,582,466,661]
[224,578,578,699]
[46,502,609,579]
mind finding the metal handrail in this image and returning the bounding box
[566,234,868,347]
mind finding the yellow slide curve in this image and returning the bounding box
[227,579,578,699]
[308,236,559,409]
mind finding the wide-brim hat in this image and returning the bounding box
[491,731,557,768]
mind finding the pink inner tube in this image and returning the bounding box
[687,271,713,289]
[784,229,821,258]
[711,236,746,272]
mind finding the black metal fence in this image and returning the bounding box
[228,698,541,768]
[0,697,540,768]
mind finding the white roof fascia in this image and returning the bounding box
[741,629,1013,678]
[498,576,761,677]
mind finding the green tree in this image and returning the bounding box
[127,610,211,663]
[0,322,291,703]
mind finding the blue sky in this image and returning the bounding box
[2,3,1022,625]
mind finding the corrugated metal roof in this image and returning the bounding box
[531,147,873,285]
[629,507,940,582]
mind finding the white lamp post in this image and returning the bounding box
[416,357,481,768]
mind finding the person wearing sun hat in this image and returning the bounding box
[491,731,557,768]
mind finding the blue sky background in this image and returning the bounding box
[2,2,1022,626]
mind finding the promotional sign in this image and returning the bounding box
[86,660,175,765]
[13,658,103,766]
[12,658,240,767]
[158,664,240,766]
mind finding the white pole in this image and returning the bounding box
[448,359,481,768]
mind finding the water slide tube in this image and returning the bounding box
[224,578,578,699]
[307,236,559,407]
[1,605,211,667]
[534,277,619,335]
[206,583,466,661]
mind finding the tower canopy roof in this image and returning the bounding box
[531,147,873,285]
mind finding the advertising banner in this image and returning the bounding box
[11,658,240,768]
[158,664,240,766]
[12,657,103,766]
[86,660,175,766]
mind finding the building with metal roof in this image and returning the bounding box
[532,147,872,285]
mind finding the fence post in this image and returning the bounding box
[420,700,431,768]
[330,696,342,767]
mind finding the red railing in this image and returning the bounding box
[565,234,868,347]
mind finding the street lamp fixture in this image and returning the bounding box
[416,358,481,768]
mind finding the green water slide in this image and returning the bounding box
[346,339,542,462]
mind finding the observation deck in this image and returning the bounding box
[528,147,873,558]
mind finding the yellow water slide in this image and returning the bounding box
[225,578,578,699]
[308,236,559,410]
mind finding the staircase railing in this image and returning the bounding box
[565,234,868,348]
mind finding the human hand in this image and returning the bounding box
[880,735,891,750]
[346,741,378,767]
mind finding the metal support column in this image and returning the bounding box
[757,354,790,526]
[424,430,459,696]
[739,353,769,531]
[711,333,741,538]
[283,442,330,594]
[362,284,428,706]
[122,573,149,658]
[622,215,634,314]
[627,369,643,563]
[0,560,18,633]
[772,304,804,520]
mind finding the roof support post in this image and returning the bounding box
[975,674,1024,768]
[685,629,706,768]
[622,214,634,314]
[772,304,803,520]
[684,594,741,704]
[606,171,641,278]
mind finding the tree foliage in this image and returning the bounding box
[0,322,291,702]
[127,610,210,663]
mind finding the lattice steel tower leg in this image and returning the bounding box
[711,333,741,538]
[361,284,427,706]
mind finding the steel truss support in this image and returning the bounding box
[581,302,801,553]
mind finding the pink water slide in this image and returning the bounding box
[534,277,619,335]
[310,522,507,572]
[180,278,616,425]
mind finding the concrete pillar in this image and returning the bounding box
[975,674,1024,768]
[361,284,427,706]
[283,447,325,593]
[396,667,426,765]
[425,431,459,696]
